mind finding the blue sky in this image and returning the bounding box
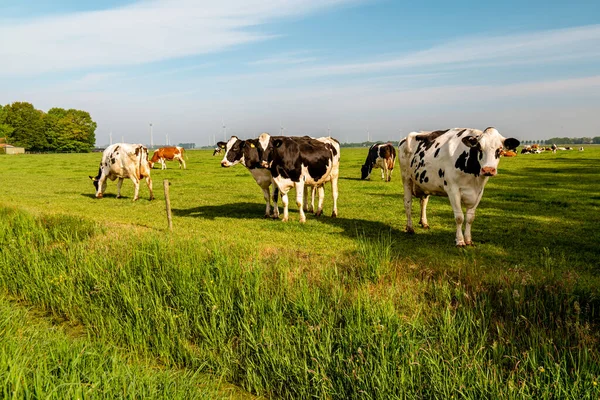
[1,0,599,146]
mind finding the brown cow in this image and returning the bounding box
[149,146,186,169]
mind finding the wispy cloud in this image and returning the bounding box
[247,51,317,66]
[290,24,600,77]
[0,0,359,76]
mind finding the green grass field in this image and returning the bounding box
[1,146,599,398]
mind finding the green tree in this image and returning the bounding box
[3,102,47,151]
[0,105,15,140]
[593,137,600,144]
[46,108,97,152]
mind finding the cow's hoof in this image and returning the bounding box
[264,214,271,219]
[282,217,288,222]
[116,195,121,199]
[299,218,306,223]
[465,241,475,247]
[421,224,430,230]
[96,194,103,199]
[456,241,466,247]
[405,227,415,234]
[331,211,338,218]
[149,196,155,201]
[132,198,138,202]
[315,210,323,217]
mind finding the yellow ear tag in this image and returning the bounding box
[250,143,255,148]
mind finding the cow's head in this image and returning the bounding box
[360,164,372,180]
[459,127,520,177]
[148,151,159,168]
[258,133,278,168]
[218,136,245,167]
[89,167,101,191]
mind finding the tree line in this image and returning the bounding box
[0,102,96,152]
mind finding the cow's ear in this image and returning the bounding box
[217,141,226,149]
[89,176,97,181]
[503,138,520,150]
[462,136,479,148]
[273,138,283,148]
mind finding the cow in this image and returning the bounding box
[217,135,280,218]
[579,147,584,151]
[89,143,154,201]
[149,146,186,169]
[361,142,396,181]
[258,133,339,222]
[213,147,222,156]
[500,150,517,157]
[551,143,558,153]
[398,127,519,246]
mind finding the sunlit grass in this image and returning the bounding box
[0,146,599,398]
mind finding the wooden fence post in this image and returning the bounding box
[163,179,173,231]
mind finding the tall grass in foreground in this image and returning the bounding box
[1,206,599,398]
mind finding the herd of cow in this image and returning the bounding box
[89,127,520,246]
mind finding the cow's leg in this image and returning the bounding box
[145,176,154,200]
[402,179,414,233]
[419,196,430,229]
[96,175,108,198]
[315,186,325,217]
[280,189,290,222]
[311,186,318,214]
[464,207,476,245]
[116,178,124,198]
[331,174,339,218]
[161,159,166,170]
[295,181,306,223]
[303,186,310,213]
[447,190,466,246]
[261,186,271,218]
[271,185,280,219]
[381,165,386,180]
[130,177,141,201]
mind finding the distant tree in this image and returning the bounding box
[0,105,14,139]
[45,108,96,152]
[593,137,600,144]
[3,102,47,151]
[178,142,196,149]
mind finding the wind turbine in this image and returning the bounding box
[327,125,331,138]
[222,120,227,140]
[367,128,371,143]
[280,121,285,135]
[149,123,153,148]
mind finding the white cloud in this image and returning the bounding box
[0,0,359,76]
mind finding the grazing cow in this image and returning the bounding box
[398,127,519,246]
[217,136,280,218]
[551,143,558,153]
[149,146,186,169]
[213,147,222,156]
[258,133,339,222]
[361,143,396,181]
[579,147,584,151]
[89,143,154,201]
[500,150,517,157]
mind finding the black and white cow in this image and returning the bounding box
[361,142,396,181]
[217,135,279,218]
[89,143,154,201]
[398,127,519,246]
[258,133,339,222]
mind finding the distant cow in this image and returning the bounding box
[149,146,186,169]
[89,143,154,201]
[361,143,396,181]
[217,135,280,218]
[213,147,222,156]
[500,150,517,157]
[398,127,519,246]
[579,147,584,151]
[258,133,339,222]
[551,144,557,153]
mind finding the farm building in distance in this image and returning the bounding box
[0,138,25,154]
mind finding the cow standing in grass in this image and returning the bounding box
[361,142,396,181]
[149,146,186,169]
[398,127,519,246]
[89,143,154,201]
[218,136,280,218]
[258,133,339,222]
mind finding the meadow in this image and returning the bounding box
[0,145,599,398]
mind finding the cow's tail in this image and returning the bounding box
[138,146,145,180]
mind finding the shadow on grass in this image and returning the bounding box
[172,202,270,220]
[80,193,129,199]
